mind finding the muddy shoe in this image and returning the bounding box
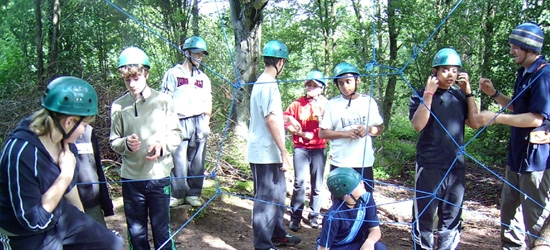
[272,233,301,246]
[185,196,202,207]
[289,220,301,232]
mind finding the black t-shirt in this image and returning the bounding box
[409,87,468,169]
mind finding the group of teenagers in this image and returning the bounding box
[0,21,548,250]
[0,36,214,250]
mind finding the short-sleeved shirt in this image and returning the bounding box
[247,73,285,164]
[319,94,383,168]
[409,87,468,169]
[508,56,550,172]
[317,194,379,249]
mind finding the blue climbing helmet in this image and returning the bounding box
[509,22,544,53]
[327,168,362,198]
[432,48,462,68]
[306,70,327,87]
[262,40,289,59]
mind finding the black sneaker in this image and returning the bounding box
[272,233,301,246]
[289,220,301,232]
[254,248,279,250]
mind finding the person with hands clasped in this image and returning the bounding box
[477,22,550,249]
[319,62,384,193]
[284,70,329,232]
[248,40,301,250]
[110,47,182,250]
[409,48,479,250]
[0,76,123,249]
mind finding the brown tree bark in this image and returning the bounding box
[47,0,61,79]
[228,0,267,164]
[35,0,45,91]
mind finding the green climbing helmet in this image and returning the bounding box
[326,168,361,198]
[333,62,360,82]
[306,70,327,87]
[41,76,98,117]
[118,47,151,68]
[432,48,462,68]
[182,36,209,55]
[262,40,289,59]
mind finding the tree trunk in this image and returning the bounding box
[382,0,398,129]
[228,0,267,166]
[479,1,495,110]
[47,0,61,79]
[192,0,199,36]
[35,0,45,91]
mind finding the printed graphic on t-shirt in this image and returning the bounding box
[177,77,189,87]
[195,80,203,88]
[341,115,367,129]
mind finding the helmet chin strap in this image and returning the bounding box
[48,110,84,140]
[185,51,201,77]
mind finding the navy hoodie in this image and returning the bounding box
[0,118,78,236]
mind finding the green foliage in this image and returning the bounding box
[374,114,417,181]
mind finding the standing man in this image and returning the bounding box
[477,22,550,249]
[248,40,301,250]
[110,47,182,250]
[319,62,383,193]
[161,36,212,207]
[409,48,479,249]
[284,70,329,231]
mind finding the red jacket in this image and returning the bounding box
[284,96,328,149]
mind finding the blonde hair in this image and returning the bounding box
[29,108,95,136]
[118,65,150,79]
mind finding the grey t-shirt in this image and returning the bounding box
[247,73,284,164]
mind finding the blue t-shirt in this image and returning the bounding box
[317,193,379,249]
[409,87,468,169]
[508,56,550,172]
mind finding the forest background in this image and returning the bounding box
[0,0,549,206]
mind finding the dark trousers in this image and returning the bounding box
[251,163,288,249]
[171,115,208,198]
[290,148,326,222]
[412,165,464,250]
[122,178,175,250]
[330,165,374,193]
[3,200,122,250]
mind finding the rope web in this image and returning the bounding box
[95,0,550,248]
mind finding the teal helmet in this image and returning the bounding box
[432,48,462,68]
[333,62,360,83]
[42,76,98,117]
[182,36,209,55]
[118,47,151,68]
[262,40,289,59]
[326,168,361,198]
[306,70,327,87]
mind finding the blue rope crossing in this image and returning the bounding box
[92,0,550,249]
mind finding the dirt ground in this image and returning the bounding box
[105,163,502,250]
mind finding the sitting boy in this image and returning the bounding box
[317,168,386,250]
